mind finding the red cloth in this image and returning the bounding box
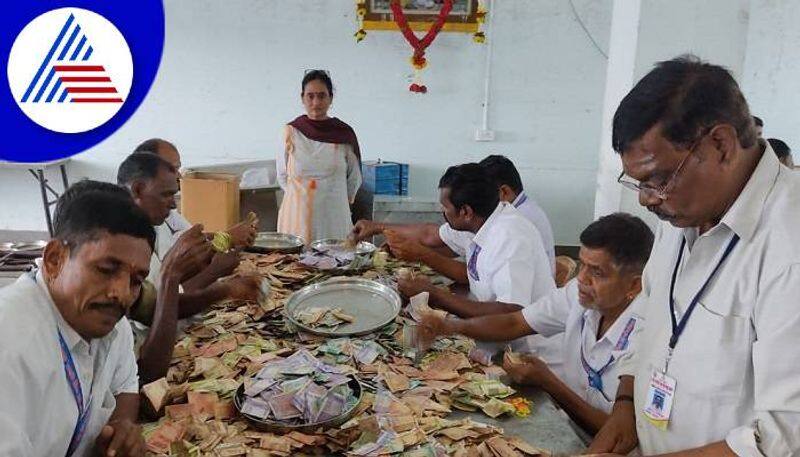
[288,115,361,165]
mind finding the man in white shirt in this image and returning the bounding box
[135,139,193,234]
[117,152,261,302]
[0,181,153,456]
[132,138,258,262]
[395,164,555,356]
[416,213,653,435]
[116,152,262,380]
[350,155,556,283]
[478,154,555,271]
[399,163,554,310]
[589,56,800,456]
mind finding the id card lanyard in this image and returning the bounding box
[58,329,92,457]
[665,233,740,373]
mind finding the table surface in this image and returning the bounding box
[453,386,587,456]
[443,285,588,454]
[0,158,71,169]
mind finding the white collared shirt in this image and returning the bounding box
[460,202,554,305]
[439,203,556,354]
[512,192,556,273]
[620,146,800,456]
[438,223,472,258]
[0,271,139,457]
[439,192,556,276]
[522,279,643,413]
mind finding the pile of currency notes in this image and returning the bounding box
[138,252,551,456]
[240,350,359,425]
[299,243,374,271]
[294,306,355,329]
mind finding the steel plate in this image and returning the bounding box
[285,277,401,337]
[247,232,304,254]
[0,241,47,252]
[308,238,376,256]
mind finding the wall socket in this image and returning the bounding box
[475,129,495,142]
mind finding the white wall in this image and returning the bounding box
[593,0,641,219]
[742,0,800,149]
[0,0,613,246]
[600,0,752,226]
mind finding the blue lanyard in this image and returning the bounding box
[467,244,482,281]
[57,329,91,457]
[668,234,740,351]
[579,317,613,401]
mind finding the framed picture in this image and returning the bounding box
[363,0,480,33]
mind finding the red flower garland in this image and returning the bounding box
[390,0,453,93]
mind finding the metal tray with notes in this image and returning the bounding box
[245,232,305,254]
[307,239,377,256]
[285,277,401,337]
[301,239,377,274]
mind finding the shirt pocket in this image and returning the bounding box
[681,302,753,400]
[82,390,117,451]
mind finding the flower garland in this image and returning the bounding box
[390,0,452,93]
[354,0,488,93]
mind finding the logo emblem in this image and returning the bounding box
[7,8,133,133]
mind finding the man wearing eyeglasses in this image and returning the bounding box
[588,55,800,456]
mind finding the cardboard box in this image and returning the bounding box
[180,172,240,232]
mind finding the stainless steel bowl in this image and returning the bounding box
[233,376,363,434]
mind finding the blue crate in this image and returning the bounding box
[362,161,409,196]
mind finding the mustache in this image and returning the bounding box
[88,302,125,316]
[648,206,675,220]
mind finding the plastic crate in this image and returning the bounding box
[362,161,409,196]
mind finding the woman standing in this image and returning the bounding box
[277,70,363,242]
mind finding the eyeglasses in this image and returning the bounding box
[617,132,707,201]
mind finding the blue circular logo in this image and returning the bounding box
[1,1,164,162]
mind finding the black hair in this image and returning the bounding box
[753,116,763,127]
[117,152,176,187]
[580,212,654,274]
[612,55,756,154]
[767,138,791,159]
[53,180,156,254]
[438,163,499,219]
[479,155,523,194]
[302,70,333,96]
[133,138,175,155]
